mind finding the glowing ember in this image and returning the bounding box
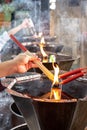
[50,63,62,100]
[50,88,61,100]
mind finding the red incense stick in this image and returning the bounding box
[59,68,85,79]
[10,34,54,82]
[10,34,87,85]
[60,72,84,85]
[10,35,27,52]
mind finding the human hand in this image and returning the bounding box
[12,52,40,73]
[21,18,34,29]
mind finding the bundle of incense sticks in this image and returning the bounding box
[10,34,87,85]
[59,68,87,84]
[10,34,54,82]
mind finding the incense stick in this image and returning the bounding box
[59,68,86,79]
[59,67,87,84]
[60,72,84,85]
[10,34,54,82]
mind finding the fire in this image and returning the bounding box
[38,32,43,37]
[39,36,48,63]
[50,63,62,100]
[40,36,45,44]
[50,88,61,100]
[53,63,59,84]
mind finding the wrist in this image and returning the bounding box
[9,59,18,74]
[18,24,23,30]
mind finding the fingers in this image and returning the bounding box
[21,18,29,28]
[14,52,41,71]
[29,56,40,62]
[28,61,38,69]
[25,51,40,62]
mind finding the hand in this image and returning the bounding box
[13,52,40,73]
[21,18,34,29]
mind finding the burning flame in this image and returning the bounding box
[40,36,45,44]
[53,63,59,84]
[50,63,62,100]
[50,88,61,100]
[39,36,48,62]
[38,32,43,37]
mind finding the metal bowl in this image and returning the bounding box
[4,71,87,130]
[10,102,25,127]
[6,76,77,130]
[10,123,28,130]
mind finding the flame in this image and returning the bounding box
[50,63,62,100]
[40,36,45,44]
[39,36,48,62]
[53,63,59,84]
[38,32,43,37]
[50,88,61,100]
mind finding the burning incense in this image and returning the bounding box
[50,63,61,100]
[10,34,87,85]
[50,85,61,100]
[10,34,54,82]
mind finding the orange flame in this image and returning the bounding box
[40,36,45,44]
[50,88,61,100]
[53,63,59,84]
[39,36,48,62]
[50,63,62,100]
[38,32,43,37]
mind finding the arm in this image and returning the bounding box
[8,24,22,36]
[0,18,33,51]
[0,59,17,77]
[0,18,36,52]
[8,18,30,36]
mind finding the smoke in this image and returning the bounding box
[1,0,51,62]
[9,0,50,35]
